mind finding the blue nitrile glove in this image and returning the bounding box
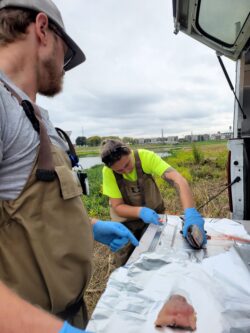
[93,221,139,252]
[183,207,207,245]
[139,207,161,225]
[59,321,92,333]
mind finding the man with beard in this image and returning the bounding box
[0,1,139,332]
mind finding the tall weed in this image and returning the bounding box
[192,143,204,164]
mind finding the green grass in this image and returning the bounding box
[82,165,110,219]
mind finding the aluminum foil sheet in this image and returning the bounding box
[87,216,250,333]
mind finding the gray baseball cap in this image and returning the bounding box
[0,0,86,71]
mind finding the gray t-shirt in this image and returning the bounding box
[0,71,68,200]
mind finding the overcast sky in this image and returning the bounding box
[37,0,236,141]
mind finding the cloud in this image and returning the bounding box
[37,0,236,141]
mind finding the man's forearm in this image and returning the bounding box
[0,281,63,333]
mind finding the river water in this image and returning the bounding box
[79,152,170,169]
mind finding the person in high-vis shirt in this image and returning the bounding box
[0,1,139,333]
[101,139,207,265]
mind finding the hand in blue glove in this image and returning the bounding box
[183,207,207,245]
[139,207,161,225]
[93,221,139,252]
[59,321,92,333]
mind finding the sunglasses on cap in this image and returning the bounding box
[102,146,130,167]
[49,23,75,69]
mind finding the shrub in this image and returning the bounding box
[192,143,204,165]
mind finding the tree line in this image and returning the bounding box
[75,136,138,147]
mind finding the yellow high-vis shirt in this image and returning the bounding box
[102,149,171,199]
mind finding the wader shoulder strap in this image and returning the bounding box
[0,79,55,181]
[113,150,146,206]
[55,127,79,167]
[134,150,146,206]
[113,172,132,205]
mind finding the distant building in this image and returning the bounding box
[210,133,221,140]
[138,138,145,144]
[220,132,233,139]
[138,137,166,144]
[196,134,210,141]
[201,134,210,141]
[136,131,232,145]
[144,138,152,143]
[184,135,192,142]
[192,135,199,142]
[166,136,178,143]
[149,138,158,144]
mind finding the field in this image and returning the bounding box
[81,141,230,315]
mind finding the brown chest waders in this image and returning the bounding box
[110,150,166,266]
[0,79,94,328]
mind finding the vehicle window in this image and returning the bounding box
[197,0,250,46]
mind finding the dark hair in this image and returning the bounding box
[101,139,131,167]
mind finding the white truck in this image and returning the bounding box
[172,0,250,221]
[87,2,250,332]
